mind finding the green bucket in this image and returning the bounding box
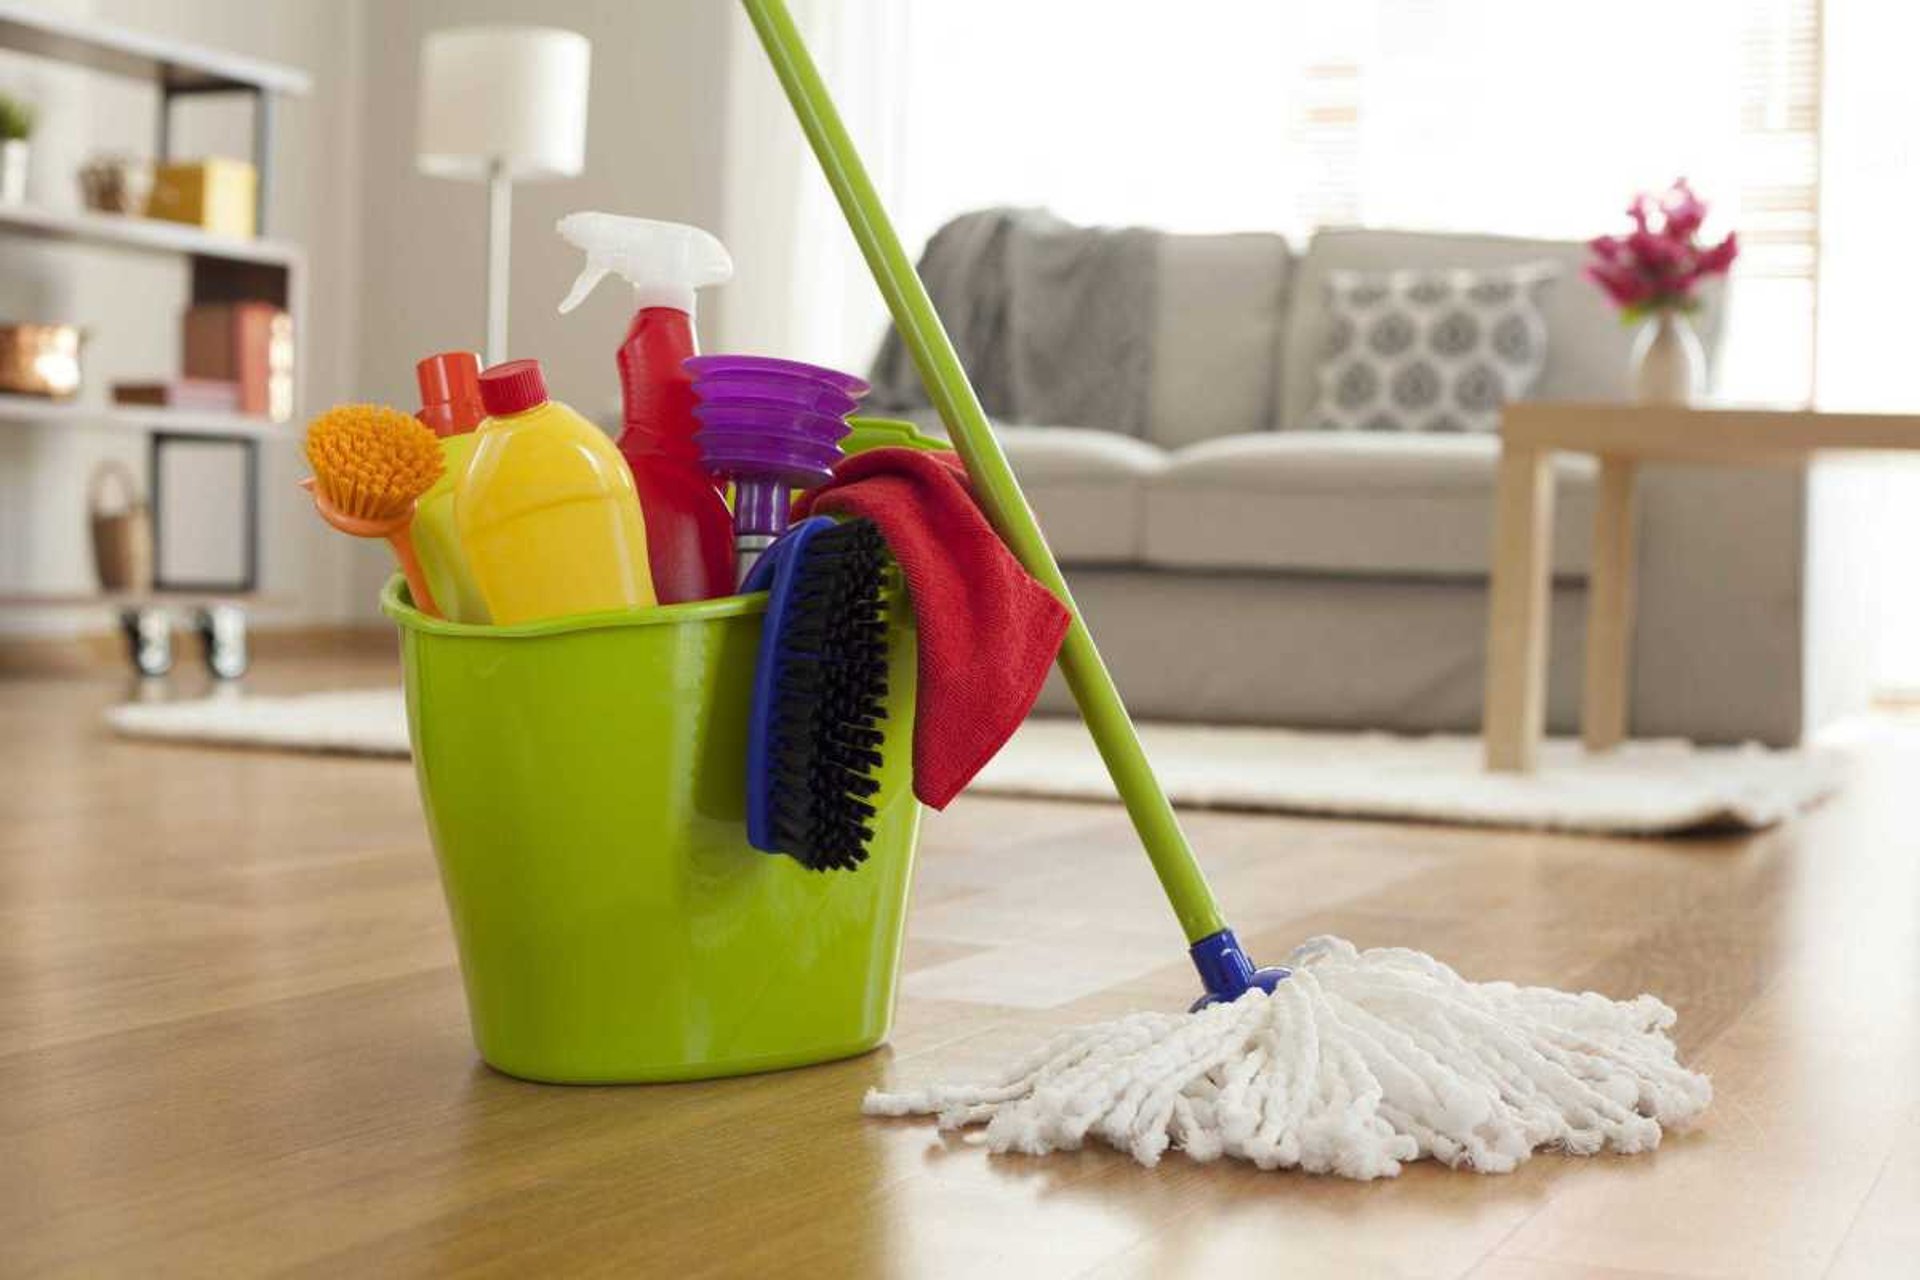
[380,576,922,1083]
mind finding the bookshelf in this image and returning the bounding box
[0,3,309,674]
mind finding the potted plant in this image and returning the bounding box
[0,91,34,205]
[1586,179,1739,404]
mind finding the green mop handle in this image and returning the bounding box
[741,0,1227,945]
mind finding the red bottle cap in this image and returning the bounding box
[478,359,548,417]
[415,351,484,436]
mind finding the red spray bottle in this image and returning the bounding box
[557,212,736,603]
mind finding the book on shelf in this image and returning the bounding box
[181,302,293,421]
[112,379,243,412]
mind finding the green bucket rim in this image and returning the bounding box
[379,574,770,639]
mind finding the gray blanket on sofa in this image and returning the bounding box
[868,207,1159,436]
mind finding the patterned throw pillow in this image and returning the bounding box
[1307,263,1557,434]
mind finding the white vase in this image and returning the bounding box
[0,139,26,205]
[1630,310,1704,405]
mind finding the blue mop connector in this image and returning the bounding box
[1188,928,1291,1010]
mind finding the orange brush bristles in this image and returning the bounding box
[304,404,445,521]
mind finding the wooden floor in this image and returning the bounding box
[2,650,1916,1279]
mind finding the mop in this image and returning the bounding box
[739,0,1711,1178]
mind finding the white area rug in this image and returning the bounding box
[974,718,1840,835]
[109,688,410,757]
[105,690,1843,835]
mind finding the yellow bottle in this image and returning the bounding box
[456,359,656,624]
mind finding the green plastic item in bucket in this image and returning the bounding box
[842,415,948,456]
[382,576,921,1084]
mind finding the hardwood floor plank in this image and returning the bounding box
[1825,1104,1920,1279]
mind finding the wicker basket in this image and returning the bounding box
[89,460,153,593]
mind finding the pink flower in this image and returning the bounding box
[1660,179,1707,239]
[1627,228,1685,273]
[1588,179,1738,315]
[1695,231,1739,276]
[1585,261,1655,309]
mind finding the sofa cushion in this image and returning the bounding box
[1146,232,1292,450]
[991,424,1168,564]
[1276,227,1726,433]
[1306,262,1556,435]
[1142,432,1596,578]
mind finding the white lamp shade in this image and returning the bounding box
[417,25,590,182]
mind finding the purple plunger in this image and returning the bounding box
[689,355,867,585]
[693,407,849,583]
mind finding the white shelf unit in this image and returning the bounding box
[0,392,287,441]
[0,4,309,626]
[0,201,301,267]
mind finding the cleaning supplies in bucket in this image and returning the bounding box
[352,335,925,1079]
[688,354,868,583]
[408,351,490,625]
[302,403,446,618]
[556,212,737,604]
[456,358,656,623]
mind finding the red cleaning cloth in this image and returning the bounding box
[794,447,1070,809]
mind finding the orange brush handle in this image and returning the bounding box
[385,526,441,620]
[301,477,443,619]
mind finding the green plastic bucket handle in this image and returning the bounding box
[740,0,1227,945]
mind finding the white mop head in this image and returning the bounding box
[864,937,1711,1180]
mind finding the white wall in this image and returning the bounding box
[0,0,737,632]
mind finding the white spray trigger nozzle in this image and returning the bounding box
[555,212,733,317]
[557,263,611,315]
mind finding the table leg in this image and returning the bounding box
[1483,446,1557,773]
[1582,458,1639,753]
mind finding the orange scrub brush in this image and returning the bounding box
[303,403,446,618]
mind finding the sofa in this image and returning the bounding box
[910,225,1873,744]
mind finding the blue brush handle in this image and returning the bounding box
[743,517,836,853]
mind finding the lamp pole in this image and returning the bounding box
[485,158,511,367]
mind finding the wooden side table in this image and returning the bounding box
[1481,403,1920,773]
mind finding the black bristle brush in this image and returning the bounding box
[742,516,893,871]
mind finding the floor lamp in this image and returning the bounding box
[416,26,591,367]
